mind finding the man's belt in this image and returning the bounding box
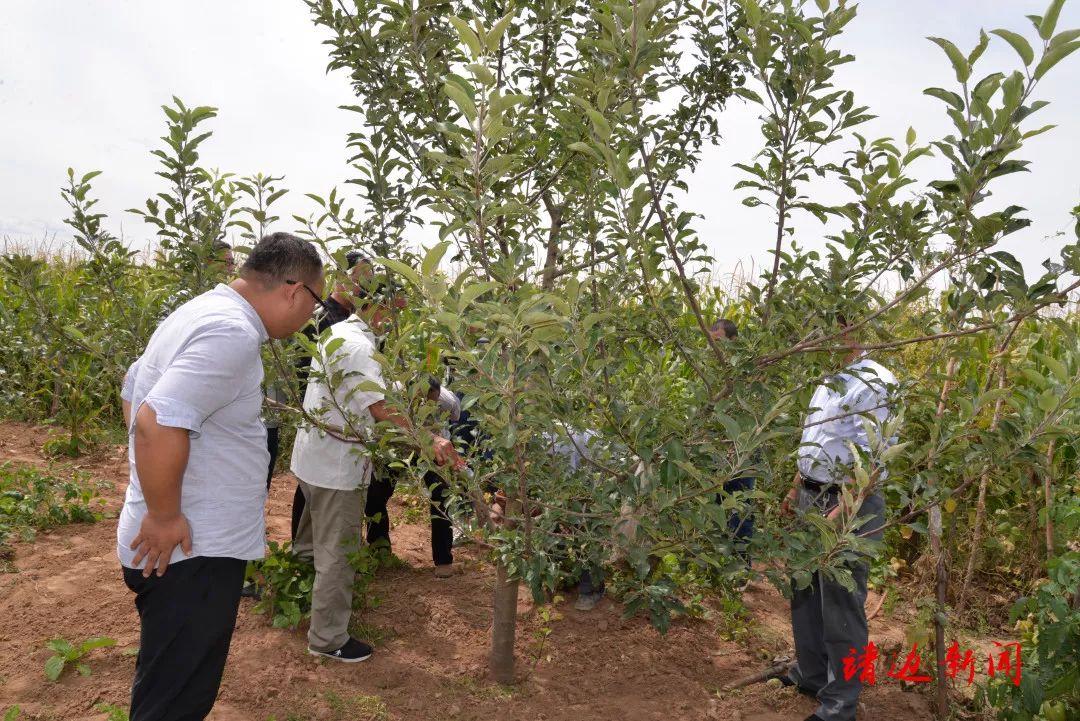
[801,475,839,492]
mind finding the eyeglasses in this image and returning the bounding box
[285,279,328,312]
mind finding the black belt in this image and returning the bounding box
[801,476,839,493]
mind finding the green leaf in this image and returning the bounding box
[377,257,421,288]
[968,30,990,66]
[1033,40,1080,80]
[741,0,762,28]
[1049,28,1080,49]
[78,636,117,653]
[568,141,601,161]
[443,83,476,122]
[485,9,516,53]
[420,241,451,276]
[467,63,496,86]
[46,638,73,656]
[76,662,91,677]
[814,0,829,13]
[1022,123,1057,139]
[458,281,500,310]
[905,126,916,145]
[3,705,19,721]
[928,37,971,83]
[991,29,1035,65]
[44,655,66,682]
[448,16,483,58]
[1040,0,1065,40]
[585,110,612,141]
[923,87,964,111]
[1036,352,1070,383]
[1038,388,1059,412]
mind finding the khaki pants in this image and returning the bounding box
[293,479,367,652]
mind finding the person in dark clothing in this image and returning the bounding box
[709,319,755,574]
[365,378,461,577]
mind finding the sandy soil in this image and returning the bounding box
[0,422,934,720]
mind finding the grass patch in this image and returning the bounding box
[323,691,387,721]
[441,673,515,701]
[348,617,396,646]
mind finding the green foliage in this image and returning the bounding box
[3,706,19,721]
[93,703,129,721]
[979,551,1080,720]
[245,539,383,630]
[43,636,116,681]
[0,0,1077,714]
[0,463,104,562]
[246,541,316,629]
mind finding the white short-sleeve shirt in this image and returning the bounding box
[797,357,898,485]
[117,284,270,569]
[291,317,385,491]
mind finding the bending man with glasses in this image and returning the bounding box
[119,232,324,720]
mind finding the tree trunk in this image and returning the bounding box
[1044,440,1055,561]
[539,191,564,291]
[958,366,1006,612]
[489,559,519,684]
[928,357,957,720]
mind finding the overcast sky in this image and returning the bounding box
[2,1,1078,280]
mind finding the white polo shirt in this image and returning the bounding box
[291,317,385,490]
[118,284,270,569]
[797,357,898,485]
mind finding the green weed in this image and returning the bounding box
[0,463,104,563]
[93,703,129,721]
[44,636,116,681]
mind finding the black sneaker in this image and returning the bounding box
[765,668,816,697]
[239,582,262,600]
[309,638,373,663]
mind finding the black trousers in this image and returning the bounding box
[265,425,279,492]
[123,556,246,721]
[789,485,885,721]
[290,482,305,542]
[364,469,454,566]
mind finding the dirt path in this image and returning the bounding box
[0,423,931,720]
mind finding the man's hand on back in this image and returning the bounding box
[130,512,193,578]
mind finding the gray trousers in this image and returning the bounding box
[789,485,885,721]
[293,479,367,653]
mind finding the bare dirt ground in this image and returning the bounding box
[0,422,935,720]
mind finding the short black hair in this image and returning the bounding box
[710,318,738,339]
[345,249,370,270]
[240,232,322,286]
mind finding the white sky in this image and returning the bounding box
[1,1,1078,280]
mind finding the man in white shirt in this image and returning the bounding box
[119,232,324,721]
[776,320,897,721]
[290,281,460,662]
